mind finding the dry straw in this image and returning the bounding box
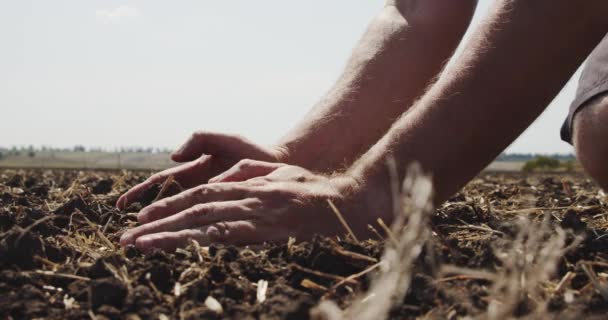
[312,161,586,320]
[313,162,434,320]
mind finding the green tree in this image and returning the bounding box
[522,156,562,172]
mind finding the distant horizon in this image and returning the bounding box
[0,145,576,157]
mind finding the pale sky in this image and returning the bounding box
[0,1,585,154]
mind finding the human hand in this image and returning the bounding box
[116,132,287,209]
[119,160,370,252]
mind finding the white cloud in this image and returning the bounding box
[96,5,141,22]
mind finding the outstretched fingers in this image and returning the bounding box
[171,131,275,163]
[136,182,249,224]
[116,156,212,209]
[134,220,285,252]
[120,198,262,246]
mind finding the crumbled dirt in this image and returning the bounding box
[0,169,607,319]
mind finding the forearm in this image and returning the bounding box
[350,0,608,203]
[277,1,476,172]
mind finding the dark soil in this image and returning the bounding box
[0,169,607,319]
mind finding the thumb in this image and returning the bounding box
[171,131,258,162]
[209,159,285,183]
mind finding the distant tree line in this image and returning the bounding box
[495,152,575,162]
[522,156,577,172]
[0,148,576,163]
[0,145,174,158]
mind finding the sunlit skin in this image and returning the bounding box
[120,0,608,252]
[573,94,608,191]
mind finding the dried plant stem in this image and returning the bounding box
[32,270,91,282]
[329,261,384,292]
[82,215,115,251]
[331,247,377,265]
[554,271,574,293]
[376,218,397,244]
[439,265,496,282]
[301,279,329,292]
[327,199,358,242]
[449,222,505,236]
[154,175,176,202]
[435,274,494,283]
[367,224,384,241]
[34,256,60,269]
[581,264,608,301]
[290,264,357,284]
[499,205,600,215]
[101,213,113,234]
[16,215,57,245]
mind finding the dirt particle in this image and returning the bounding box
[92,178,114,195]
[90,277,128,310]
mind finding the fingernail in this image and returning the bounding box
[173,144,186,156]
[137,210,146,223]
[120,233,132,246]
[136,238,151,251]
[137,215,147,224]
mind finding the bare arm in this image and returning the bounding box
[350,0,608,204]
[118,0,475,208]
[277,0,477,172]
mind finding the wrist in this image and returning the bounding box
[273,139,331,171]
[327,169,394,238]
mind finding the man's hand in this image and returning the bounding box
[116,132,288,209]
[119,161,368,252]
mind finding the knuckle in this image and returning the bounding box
[236,159,253,169]
[192,130,207,139]
[262,185,296,201]
[231,134,247,143]
[208,222,229,240]
[149,173,163,182]
[245,176,272,188]
[182,207,200,221]
[193,185,211,201]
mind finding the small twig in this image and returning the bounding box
[435,274,495,283]
[101,213,113,234]
[554,271,574,293]
[331,246,377,265]
[562,179,573,198]
[290,264,356,284]
[499,205,600,215]
[329,261,384,292]
[581,264,608,301]
[33,256,60,269]
[376,218,397,244]
[327,199,358,242]
[82,215,116,251]
[438,265,496,282]
[580,261,608,269]
[189,239,204,263]
[367,224,384,241]
[484,197,494,216]
[153,175,176,202]
[446,222,505,236]
[15,215,57,245]
[595,233,608,241]
[301,279,328,293]
[32,270,91,282]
